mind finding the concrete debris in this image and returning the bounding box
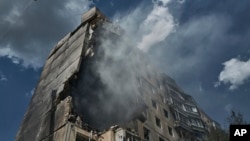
[16,7,220,141]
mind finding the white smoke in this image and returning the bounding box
[72,0,183,129]
[137,5,176,52]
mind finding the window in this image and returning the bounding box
[169,97,173,104]
[190,118,203,128]
[168,126,173,137]
[143,127,150,140]
[194,119,204,128]
[155,117,161,128]
[172,99,182,108]
[185,105,192,112]
[192,107,198,112]
[159,137,165,141]
[76,133,89,141]
[184,105,198,113]
[190,119,197,126]
[182,105,186,111]
[163,109,169,118]
[179,113,190,126]
[152,100,157,109]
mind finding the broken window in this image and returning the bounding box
[168,126,174,137]
[76,133,89,141]
[152,100,157,109]
[155,117,161,128]
[163,109,169,118]
[143,127,150,140]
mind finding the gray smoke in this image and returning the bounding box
[71,0,182,130]
[72,25,151,129]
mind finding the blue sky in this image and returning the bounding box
[1,0,250,140]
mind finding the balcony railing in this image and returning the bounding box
[190,125,206,132]
[174,120,191,131]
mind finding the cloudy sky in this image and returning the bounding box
[1,0,250,140]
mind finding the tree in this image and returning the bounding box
[226,110,248,125]
[207,110,248,141]
[207,127,229,141]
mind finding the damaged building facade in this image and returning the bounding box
[16,7,220,141]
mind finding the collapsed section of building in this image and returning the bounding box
[16,7,220,141]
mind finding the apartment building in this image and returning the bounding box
[16,7,218,141]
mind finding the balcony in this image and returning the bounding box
[190,125,206,133]
[173,120,191,131]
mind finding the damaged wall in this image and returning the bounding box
[15,11,91,141]
[16,7,218,141]
[71,20,150,130]
[16,7,150,140]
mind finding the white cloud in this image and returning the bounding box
[216,58,250,90]
[0,45,44,69]
[3,5,22,25]
[0,0,179,69]
[0,0,92,70]
[0,74,7,81]
[114,0,178,52]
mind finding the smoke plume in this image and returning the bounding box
[71,0,181,129]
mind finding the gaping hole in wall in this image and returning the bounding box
[71,25,147,130]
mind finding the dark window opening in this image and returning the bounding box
[152,100,157,109]
[168,126,173,137]
[159,137,165,141]
[163,109,169,118]
[176,130,184,138]
[155,117,161,128]
[76,133,89,141]
[143,127,150,140]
